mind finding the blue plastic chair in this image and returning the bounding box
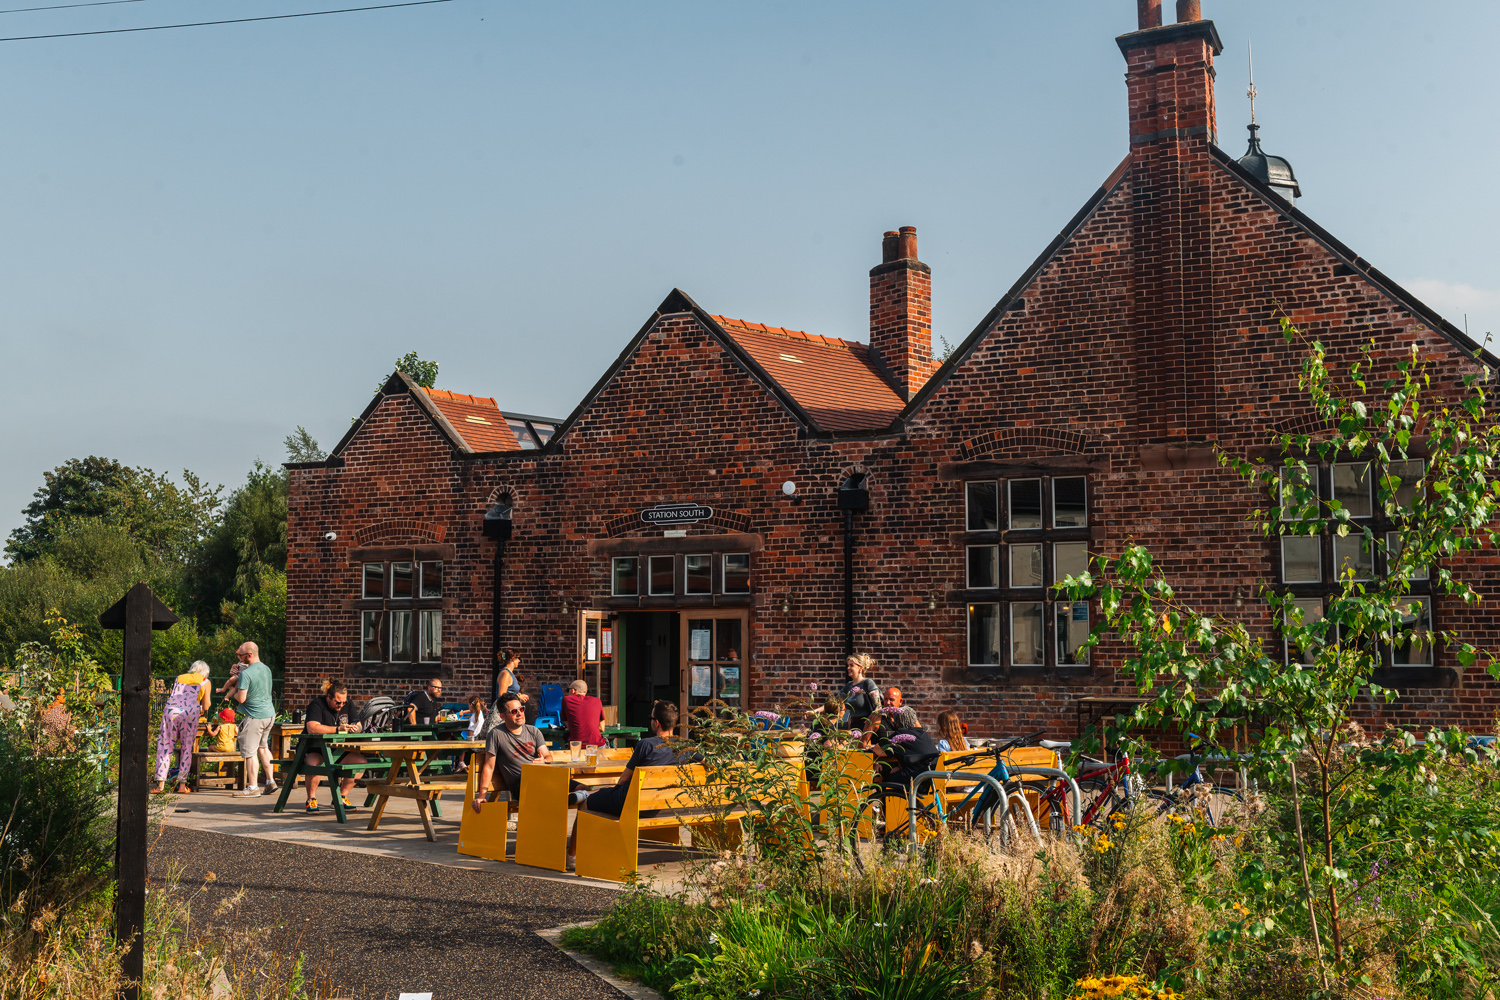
[535,683,564,730]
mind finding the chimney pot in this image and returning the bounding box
[882,230,900,263]
[897,226,918,261]
[1136,0,1161,29]
[1175,0,1200,21]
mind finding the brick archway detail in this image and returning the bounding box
[484,484,523,508]
[958,426,1094,461]
[602,509,753,538]
[1273,411,1328,438]
[352,519,447,546]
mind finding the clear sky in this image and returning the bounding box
[3,0,1497,550]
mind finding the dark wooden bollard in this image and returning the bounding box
[99,582,178,1000]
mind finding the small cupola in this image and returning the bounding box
[1236,41,1300,203]
[1237,122,1301,203]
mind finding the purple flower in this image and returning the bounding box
[809,682,818,691]
[891,734,917,745]
[850,730,863,738]
[879,706,902,716]
[809,732,823,741]
[754,882,766,891]
[753,711,780,721]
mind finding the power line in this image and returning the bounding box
[0,0,149,15]
[0,0,455,41]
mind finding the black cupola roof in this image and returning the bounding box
[1237,122,1301,202]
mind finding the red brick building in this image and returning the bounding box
[284,2,1500,736]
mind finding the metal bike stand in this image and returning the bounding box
[907,771,1042,850]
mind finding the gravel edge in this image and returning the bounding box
[534,923,666,1000]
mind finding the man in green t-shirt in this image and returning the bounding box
[231,642,277,795]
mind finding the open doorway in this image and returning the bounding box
[616,611,680,730]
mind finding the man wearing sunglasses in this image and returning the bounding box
[472,691,552,811]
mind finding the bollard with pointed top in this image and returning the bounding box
[99,582,179,1000]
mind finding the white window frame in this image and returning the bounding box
[419,560,443,599]
[966,544,999,590]
[965,480,999,532]
[1052,476,1089,528]
[966,602,1000,667]
[684,554,714,595]
[648,555,675,596]
[722,553,752,595]
[419,610,442,662]
[1007,479,1043,530]
[611,556,639,597]
[360,610,383,663]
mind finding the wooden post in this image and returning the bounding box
[100,582,178,1000]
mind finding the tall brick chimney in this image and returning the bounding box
[1117,0,1223,450]
[869,225,935,401]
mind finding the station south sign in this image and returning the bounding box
[640,502,713,527]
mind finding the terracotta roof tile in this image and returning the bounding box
[709,314,905,431]
[421,388,521,452]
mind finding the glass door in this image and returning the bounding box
[576,610,615,718]
[681,610,748,721]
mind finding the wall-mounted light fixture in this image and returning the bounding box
[927,593,938,611]
[323,531,338,542]
[781,593,792,615]
[782,481,797,496]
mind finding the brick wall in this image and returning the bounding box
[285,15,1500,738]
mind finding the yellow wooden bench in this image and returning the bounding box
[574,761,800,882]
[457,747,636,863]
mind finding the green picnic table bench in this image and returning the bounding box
[272,729,436,824]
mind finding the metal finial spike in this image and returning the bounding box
[1247,40,1257,125]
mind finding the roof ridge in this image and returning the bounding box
[709,314,866,353]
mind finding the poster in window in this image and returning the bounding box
[690,664,712,697]
[601,628,612,655]
[689,627,712,661]
[586,637,597,661]
[718,666,741,699]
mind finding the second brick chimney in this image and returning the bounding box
[869,226,935,401]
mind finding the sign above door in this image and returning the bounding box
[640,502,714,527]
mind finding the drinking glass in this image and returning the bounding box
[585,746,598,765]
[570,741,582,763]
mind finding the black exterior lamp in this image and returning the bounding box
[838,471,870,656]
[482,500,514,541]
[838,471,870,511]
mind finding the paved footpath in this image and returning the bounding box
[151,825,629,1000]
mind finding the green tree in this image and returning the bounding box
[387,351,439,390]
[188,462,286,619]
[4,458,222,566]
[1064,320,1500,978]
[5,457,133,562]
[284,426,325,464]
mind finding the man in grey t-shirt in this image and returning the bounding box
[472,692,551,804]
[231,641,278,794]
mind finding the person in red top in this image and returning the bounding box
[560,679,606,747]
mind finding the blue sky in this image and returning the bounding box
[3,0,1497,550]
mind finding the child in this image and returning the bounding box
[215,662,242,698]
[203,708,239,777]
[205,707,239,752]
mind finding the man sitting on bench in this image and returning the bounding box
[304,680,367,814]
[472,692,553,809]
[584,700,698,817]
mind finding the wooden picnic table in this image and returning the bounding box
[514,756,630,871]
[603,726,647,748]
[329,739,481,842]
[271,729,436,824]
